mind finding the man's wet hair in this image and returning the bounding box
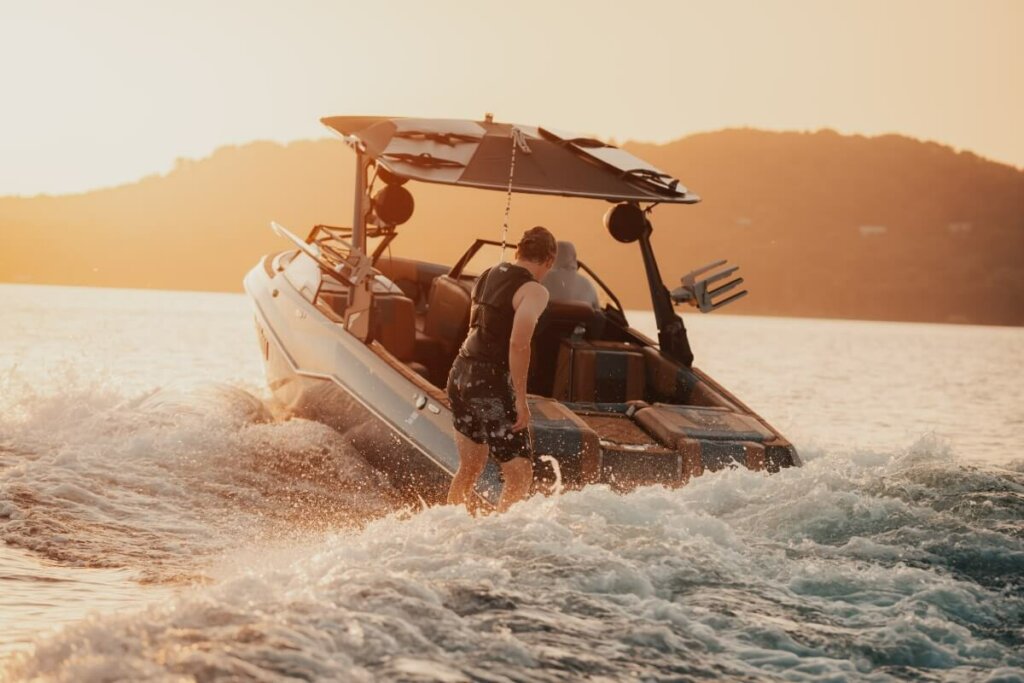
[516,226,557,264]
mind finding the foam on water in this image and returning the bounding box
[0,374,400,583]
[5,438,1023,681]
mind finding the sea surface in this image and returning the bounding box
[1,283,1022,682]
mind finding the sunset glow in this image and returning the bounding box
[1,0,1021,196]
[2,2,1024,678]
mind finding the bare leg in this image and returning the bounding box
[448,431,489,508]
[497,456,534,512]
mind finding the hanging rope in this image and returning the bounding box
[500,127,531,262]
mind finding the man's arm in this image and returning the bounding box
[508,281,549,431]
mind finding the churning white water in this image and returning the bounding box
[1,283,1022,681]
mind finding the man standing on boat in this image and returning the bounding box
[446,227,557,512]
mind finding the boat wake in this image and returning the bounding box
[4,397,1023,681]
[0,379,400,584]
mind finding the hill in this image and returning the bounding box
[1,129,1022,325]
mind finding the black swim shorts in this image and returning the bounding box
[446,354,532,463]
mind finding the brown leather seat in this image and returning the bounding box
[415,275,472,384]
[634,403,771,474]
[529,301,606,395]
[635,404,774,444]
[640,346,737,408]
[372,293,417,361]
[552,340,646,403]
[319,291,349,318]
[375,256,450,311]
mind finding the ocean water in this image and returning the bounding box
[1,283,1022,681]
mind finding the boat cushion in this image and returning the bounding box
[413,275,472,385]
[632,404,771,476]
[641,346,691,402]
[423,275,472,356]
[552,340,645,403]
[319,291,349,318]
[641,347,737,408]
[528,301,605,395]
[635,404,775,443]
[372,293,417,361]
[375,256,450,310]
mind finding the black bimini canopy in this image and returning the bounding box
[321,116,700,205]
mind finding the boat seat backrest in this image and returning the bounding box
[319,291,349,318]
[372,293,417,361]
[528,302,605,395]
[553,340,646,403]
[642,346,690,402]
[423,275,472,356]
[640,346,737,408]
[375,256,450,309]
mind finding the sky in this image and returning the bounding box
[1,0,1021,196]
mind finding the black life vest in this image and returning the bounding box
[459,263,535,368]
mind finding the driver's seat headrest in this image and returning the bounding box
[552,241,578,271]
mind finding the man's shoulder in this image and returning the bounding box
[516,277,546,293]
[515,280,549,307]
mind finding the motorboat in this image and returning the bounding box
[243,115,800,507]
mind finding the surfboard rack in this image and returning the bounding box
[670,260,748,312]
